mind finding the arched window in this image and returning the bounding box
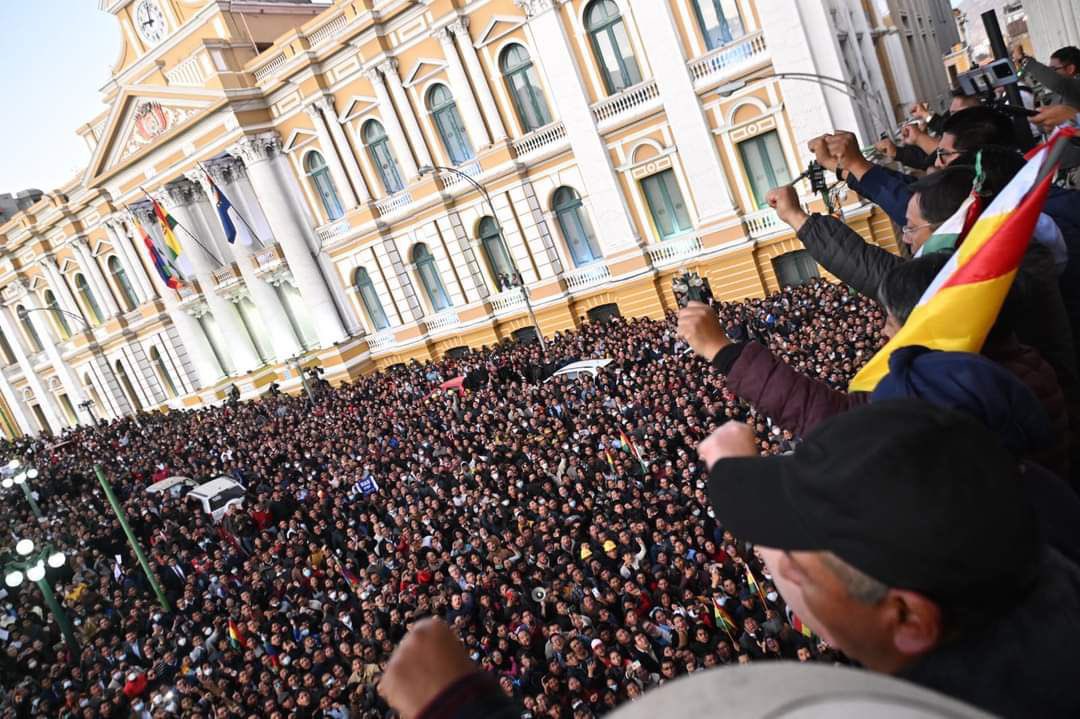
[427,85,474,165]
[108,256,138,312]
[553,187,602,266]
[16,305,43,352]
[149,346,178,399]
[304,151,344,221]
[363,120,405,195]
[354,267,390,331]
[477,217,515,289]
[640,169,693,239]
[115,359,144,411]
[585,0,642,94]
[500,45,551,132]
[43,291,70,340]
[738,130,793,208]
[74,274,104,325]
[692,0,745,49]
[411,243,452,312]
[0,330,15,365]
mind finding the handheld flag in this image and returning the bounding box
[135,220,182,289]
[712,599,737,635]
[790,612,814,639]
[618,429,646,470]
[850,128,1073,392]
[744,563,767,604]
[604,448,617,475]
[227,619,247,649]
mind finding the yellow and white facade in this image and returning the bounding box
[0,0,904,437]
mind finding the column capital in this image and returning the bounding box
[231,133,282,166]
[514,0,567,18]
[184,168,214,197]
[433,26,454,44]
[206,158,245,185]
[377,58,400,79]
[304,102,324,121]
[162,180,203,209]
[363,65,385,86]
[447,17,471,36]
[313,95,337,116]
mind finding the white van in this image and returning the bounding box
[186,477,246,523]
[145,476,197,498]
[546,359,614,383]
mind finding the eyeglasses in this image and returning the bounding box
[933,147,962,163]
[902,222,938,236]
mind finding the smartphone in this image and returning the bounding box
[672,272,714,309]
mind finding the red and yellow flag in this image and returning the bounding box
[850,128,1074,392]
[227,618,247,649]
[150,197,184,263]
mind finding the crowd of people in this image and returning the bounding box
[0,280,880,718]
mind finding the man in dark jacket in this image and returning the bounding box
[697,401,1080,718]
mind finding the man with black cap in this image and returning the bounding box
[698,399,1080,718]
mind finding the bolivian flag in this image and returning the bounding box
[151,197,184,263]
[227,618,247,649]
[850,128,1074,392]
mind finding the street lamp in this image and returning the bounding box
[716,72,893,138]
[2,463,43,521]
[3,538,79,656]
[418,164,548,353]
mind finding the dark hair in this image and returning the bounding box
[1050,46,1080,70]
[940,107,1015,152]
[950,146,1026,204]
[909,165,975,223]
[878,252,952,324]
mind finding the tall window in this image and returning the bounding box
[427,86,474,165]
[16,305,43,352]
[150,346,179,399]
[354,267,390,331]
[553,187,602,267]
[411,243,452,312]
[738,131,792,208]
[478,217,515,288]
[585,0,642,94]
[363,120,405,195]
[74,274,104,325]
[692,0,746,49]
[108,256,138,312]
[43,291,70,340]
[640,170,693,239]
[500,45,551,132]
[0,330,14,365]
[115,359,144,412]
[304,151,344,221]
[772,250,820,287]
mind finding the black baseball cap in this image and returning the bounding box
[707,400,1039,604]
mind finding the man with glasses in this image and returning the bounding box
[1019,47,1080,130]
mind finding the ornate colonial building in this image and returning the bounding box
[0,0,907,436]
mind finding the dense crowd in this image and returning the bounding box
[0,279,880,719]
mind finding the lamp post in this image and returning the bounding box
[2,461,43,520]
[289,354,315,404]
[716,72,894,139]
[418,164,547,353]
[4,538,79,656]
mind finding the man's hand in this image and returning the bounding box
[696,422,759,470]
[677,302,730,362]
[824,132,873,181]
[908,102,932,121]
[765,186,808,232]
[378,618,477,719]
[808,135,839,173]
[874,137,897,159]
[1032,104,1079,132]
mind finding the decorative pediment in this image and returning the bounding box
[475,16,526,48]
[26,275,47,293]
[338,95,379,123]
[282,128,319,154]
[58,257,81,275]
[85,88,217,182]
[402,59,447,88]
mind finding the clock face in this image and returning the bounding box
[134,0,166,45]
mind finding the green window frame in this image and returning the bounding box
[74,274,104,325]
[304,151,344,220]
[553,187,602,266]
[738,130,793,208]
[354,267,391,331]
[640,169,693,239]
[43,290,71,340]
[692,0,746,50]
[500,45,551,132]
[478,217,515,288]
[363,120,404,195]
[585,0,642,95]
[427,86,474,165]
[108,256,138,312]
[412,243,452,312]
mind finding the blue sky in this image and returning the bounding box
[0,3,119,193]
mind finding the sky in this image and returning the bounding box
[0,3,119,193]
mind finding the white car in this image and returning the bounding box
[186,477,246,523]
[145,475,196,498]
[547,359,614,383]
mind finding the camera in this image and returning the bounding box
[672,272,713,309]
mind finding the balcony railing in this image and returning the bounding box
[308,12,348,47]
[591,79,660,126]
[512,122,567,158]
[438,161,481,191]
[315,219,350,245]
[165,52,205,87]
[688,32,768,87]
[425,309,460,333]
[211,263,242,289]
[374,191,413,217]
[252,52,287,84]
[366,330,395,352]
[563,263,612,292]
[251,242,285,273]
[645,235,703,268]
[489,288,526,314]
[742,207,785,239]
[177,281,201,301]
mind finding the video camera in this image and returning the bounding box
[672,271,714,309]
[955,58,1037,118]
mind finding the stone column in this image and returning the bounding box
[365,66,420,179]
[626,0,735,227]
[380,58,434,169]
[191,163,303,362]
[103,219,155,303]
[450,17,507,142]
[305,103,360,210]
[0,369,34,436]
[0,298,64,433]
[160,182,263,373]
[71,238,122,318]
[435,24,491,148]
[40,259,85,326]
[232,133,349,347]
[315,96,371,203]
[515,0,640,253]
[20,291,91,422]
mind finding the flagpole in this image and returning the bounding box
[197,162,266,249]
[139,186,226,266]
[124,204,186,283]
